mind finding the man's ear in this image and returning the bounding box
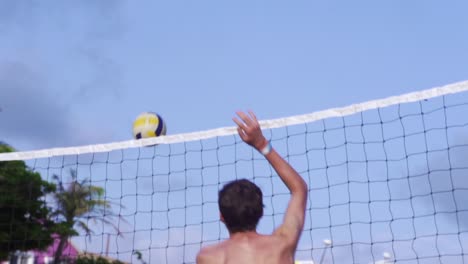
[220,213,225,223]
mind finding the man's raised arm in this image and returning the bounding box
[233,111,308,247]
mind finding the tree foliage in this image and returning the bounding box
[0,143,57,261]
[52,169,120,263]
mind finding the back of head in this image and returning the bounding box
[218,179,263,233]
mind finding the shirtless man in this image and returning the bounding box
[196,111,308,264]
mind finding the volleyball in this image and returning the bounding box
[132,112,167,139]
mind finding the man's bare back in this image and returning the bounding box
[197,111,308,264]
[197,232,295,264]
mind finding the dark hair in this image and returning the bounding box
[218,179,264,233]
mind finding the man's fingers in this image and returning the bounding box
[236,111,254,127]
[248,110,258,123]
[232,117,247,130]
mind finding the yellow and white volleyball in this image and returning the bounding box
[132,112,167,140]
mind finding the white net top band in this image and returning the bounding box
[2,80,468,161]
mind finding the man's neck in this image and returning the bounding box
[229,230,259,239]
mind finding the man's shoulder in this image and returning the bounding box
[197,242,226,263]
[258,233,291,248]
[257,231,298,253]
[199,242,225,254]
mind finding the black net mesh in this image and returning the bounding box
[3,91,468,263]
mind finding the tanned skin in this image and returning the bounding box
[196,111,308,264]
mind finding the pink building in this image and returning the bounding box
[4,235,78,264]
[3,236,128,264]
[33,235,80,264]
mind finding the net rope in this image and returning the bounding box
[2,80,468,263]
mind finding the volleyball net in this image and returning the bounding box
[2,81,468,263]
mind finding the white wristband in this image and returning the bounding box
[260,142,272,156]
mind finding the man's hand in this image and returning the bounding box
[233,110,268,151]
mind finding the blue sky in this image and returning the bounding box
[1,1,468,263]
[1,0,468,151]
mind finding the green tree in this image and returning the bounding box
[0,143,57,261]
[52,169,119,264]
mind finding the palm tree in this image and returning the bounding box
[52,169,120,264]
